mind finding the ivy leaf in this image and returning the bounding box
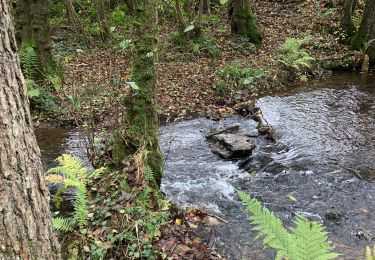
[254,70,265,78]
[127,81,139,90]
[242,77,254,85]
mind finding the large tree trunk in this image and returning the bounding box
[230,0,261,43]
[340,0,357,39]
[351,0,375,62]
[0,0,61,258]
[14,0,53,77]
[113,0,163,187]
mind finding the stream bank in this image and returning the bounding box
[37,72,375,259]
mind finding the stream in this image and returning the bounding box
[36,72,375,259]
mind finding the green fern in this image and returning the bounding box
[367,245,375,260]
[144,165,155,182]
[277,37,315,73]
[48,154,91,231]
[237,190,339,260]
[52,217,75,232]
[20,44,39,79]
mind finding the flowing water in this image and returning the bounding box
[37,72,375,259]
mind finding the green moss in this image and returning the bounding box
[351,34,366,50]
[232,8,261,44]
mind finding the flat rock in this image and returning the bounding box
[211,133,256,159]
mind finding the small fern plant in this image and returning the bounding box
[48,154,91,232]
[277,36,315,73]
[20,43,39,79]
[367,244,375,260]
[237,190,339,260]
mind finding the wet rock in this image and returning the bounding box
[211,133,256,159]
[325,210,342,221]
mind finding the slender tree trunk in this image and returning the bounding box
[174,0,186,32]
[340,0,357,39]
[113,0,163,187]
[0,0,61,258]
[230,0,261,43]
[14,0,53,76]
[351,0,375,62]
[94,0,110,42]
[124,0,136,13]
[194,0,204,37]
[64,0,91,43]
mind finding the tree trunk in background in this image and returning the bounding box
[340,0,357,39]
[230,0,261,43]
[194,0,204,37]
[64,0,90,43]
[351,0,375,62]
[94,0,110,42]
[124,0,135,13]
[0,0,61,258]
[14,0,53,76]
[113,0,163,187]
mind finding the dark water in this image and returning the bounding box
[37,73,375,259]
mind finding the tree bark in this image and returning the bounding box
[113,0,163,187]
[230,0,261,43]
[0,0,61,258]
[14,0,54,76]
[351,0,375,62]
[94,0,110,42]
[340,0,357,39]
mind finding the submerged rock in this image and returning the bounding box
[211,133,256,159]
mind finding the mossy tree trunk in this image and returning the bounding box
[14,0,54,76]
[351,0,375,62]
[340,0,357,39]
[0,0,61,258]
[114,0,163,187]
[230,0,261,43]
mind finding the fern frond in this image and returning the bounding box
[288,215,339,260]
[20,44,38,79]
[144,165,155,182]
[237,190,339,260]
[73,186,89,227]
[52,217,76,232]
[48,154,88,183]
[237,190,290,257]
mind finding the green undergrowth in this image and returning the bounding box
[47,152,170,259]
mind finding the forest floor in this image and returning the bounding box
[39,0,364,258]
[37,0,360,128]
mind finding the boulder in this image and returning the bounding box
[211,133,256,159]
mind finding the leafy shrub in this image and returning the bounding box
[46,152,170,259]
[238,190,339,260]
[277,37,314,74]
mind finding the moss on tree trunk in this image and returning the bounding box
[14,0,54,76]
[113,0,163,187]
[340,0,357,39]
[230,0,261,44]
[351,0,375,63]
